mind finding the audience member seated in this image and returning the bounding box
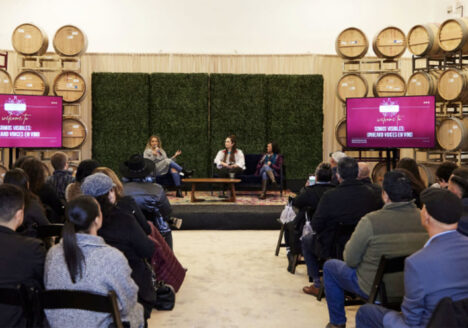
[143,135,192,198]
[432,161,458,189]
[81,173,156,321]
[255,141,283,199]
[120,154,174,249]
[3,168,50,238]
[396,158,426,187]
[321,170,428,327]
[329,151,346,186]
[394,168,425,209]
[65,159,100,201]
[288,162,334,285]
[44,195,144,328]
[0,184,46,328]
[46,151,75,203]
[357,162,383,208]
[356,188,468,328]
[18,157,64,223]
[310,156,382,265]
[448,167,468,237]
[94,166,186,292]
[214,135,245,197]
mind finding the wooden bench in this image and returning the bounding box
[182,178,241,202]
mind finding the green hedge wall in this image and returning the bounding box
[149,73,209,177]
[91,73,323,180]
[210,74,267,163]
[268,75,324,178]
[92,73,150,174]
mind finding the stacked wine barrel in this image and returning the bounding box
[10,23,88,154]
[407,18,468,156]
[335,26,407,148]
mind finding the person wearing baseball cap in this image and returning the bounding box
[356,188,468,328]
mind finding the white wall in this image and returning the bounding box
[0,0,453,55]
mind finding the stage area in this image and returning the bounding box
[168,191,293,230]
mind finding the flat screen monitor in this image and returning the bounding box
[0,94,63,148]
[346,96,435,149]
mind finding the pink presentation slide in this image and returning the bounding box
[0,94,62,148]
[346,96,435,148]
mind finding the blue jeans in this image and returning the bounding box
[323,259,368,325]
[355,304,391,328]
[259,165,272,180]
[301,233,321,286]
[169,161,182,186]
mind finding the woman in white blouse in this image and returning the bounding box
[214,135,245,179]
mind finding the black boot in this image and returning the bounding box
[182,169,194,177]
[176,188,183,198]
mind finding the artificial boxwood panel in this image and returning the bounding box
[92,73,150,174]
[149,73,209,177]
[210,74,267,164]
[267,75,323,179]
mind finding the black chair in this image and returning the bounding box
[37,224,64,250]
[0,284,36,328]
[366,254,408,309]
[41,290,124,328]
[427,297,468,328]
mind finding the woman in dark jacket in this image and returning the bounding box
[255,141,283,199]
[81,173,156,321]
[3,168,50,237]
[94,166,186,292]
[17,157,64,222]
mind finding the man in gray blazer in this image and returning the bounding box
[356,188,468,328]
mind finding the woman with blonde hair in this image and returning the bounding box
[143,135,191,197]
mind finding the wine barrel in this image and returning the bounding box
[437,68,468,103]
[407,23,442,57]
[13,70,49,95]
[373,26,407,59]
[53,71,86,103]
[335,27,369,59]
[438,17,468,53]
[336,73,368,103]
[0,69,13,94]
[11,23,48,56]
[437,117,468,151]
[406,70,441,98]
[418,163,437,187]
[62,118,87,149]
[53,25,87,57]
[373,72,406,97]
[335,118,347,148]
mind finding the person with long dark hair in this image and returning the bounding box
[143,135,191,197]
[44,195,144,328]
[3,168,50,238]
[214,135,246,197]
[81,173,156,321]
[65,159,100,201]
[255,141,283,199]
[17,157,64,223]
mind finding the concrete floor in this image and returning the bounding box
[148,230,359,328]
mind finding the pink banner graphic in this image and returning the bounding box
[0,94,62,148]
[346,96,435,148]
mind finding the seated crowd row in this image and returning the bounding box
[286,152,468,328]
[0,152,187,327]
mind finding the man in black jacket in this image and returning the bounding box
[304,157,382,296]
[0,184,46,327]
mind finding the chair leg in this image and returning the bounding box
[316,285,325,301]
[275,224,285,256]
[291,254,299,274]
